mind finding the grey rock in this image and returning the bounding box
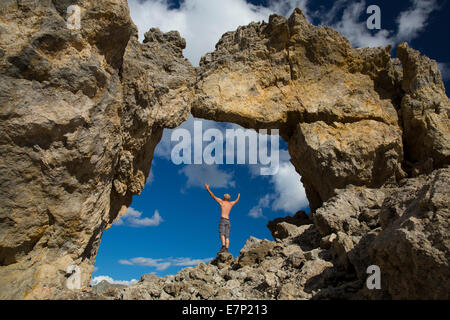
[91,280,127,294]
[370,168,450,299]
[397,43,450,175]
[267,210,311,240]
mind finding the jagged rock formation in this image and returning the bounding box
[91,280,127,295]
[194,11,408,211]
[59,167,449,300]
[0,0,192,299]
[0,1,448,299]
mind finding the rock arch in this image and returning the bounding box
[0,2,448,299]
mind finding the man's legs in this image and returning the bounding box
[220,235,226,247]
[219,219,230,252]
[219,235,227,253]
[225,220,230,250]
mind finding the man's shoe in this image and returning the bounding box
[224,248,229,253]
[219,246,226,253]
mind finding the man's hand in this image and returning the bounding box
[232,193,240,205]
[205,184,221,204]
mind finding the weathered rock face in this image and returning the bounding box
[0,0,193,299]
[194,9,407,210]
[311,167,449,299]
[267,210,311,240]
[397,43,450,175]
[0,2,448,299]
[111,26,195,227]
[370,168,450,299]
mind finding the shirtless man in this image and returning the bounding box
[205,184,240,253]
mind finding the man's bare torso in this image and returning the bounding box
[219,200,233,219]
[205,184,240,220]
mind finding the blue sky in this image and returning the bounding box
[93,117,309,284]
[92,0,450,285]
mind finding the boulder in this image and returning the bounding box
[370,168,450,299]
[237,237,275,267]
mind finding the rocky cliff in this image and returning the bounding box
[0,2,448,299]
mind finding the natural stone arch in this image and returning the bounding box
[192,10,407,211]
[0,1,448,299]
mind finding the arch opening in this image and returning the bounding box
[91,115,310,286]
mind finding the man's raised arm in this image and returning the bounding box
[205,184,222,203]
[231,193,240,205]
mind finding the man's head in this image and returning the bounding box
[223,194,231,201]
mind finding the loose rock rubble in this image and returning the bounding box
[73,168,449,300]
[0,1,448,299]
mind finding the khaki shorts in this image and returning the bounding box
[219,218,230,238]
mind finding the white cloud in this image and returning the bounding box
[179,164,235,189]
[155,114,286,193]
[154,129,173,160]
[395,0,437,41]
[332,0,438,48]
[114,207,163,227]
[267,0,310,19]
[156,112,307,212]
[90,275,138,286]
[332,1,393,48]
[170,257,214,266]
[146,165,154,186]
[247,143,288,177]
[119,257,171,271]
[271,160,308,212]
[248,194,272,218]
[128,0,308,66]
[248,148,308,215]
[118,259,133,265]
[156,115,236,189]
[437,62,450,81]
[154,115,225,160]
[156,115,284,190]
[315,0,348,25]
[119,256,213,271]
[129,0,439,68]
